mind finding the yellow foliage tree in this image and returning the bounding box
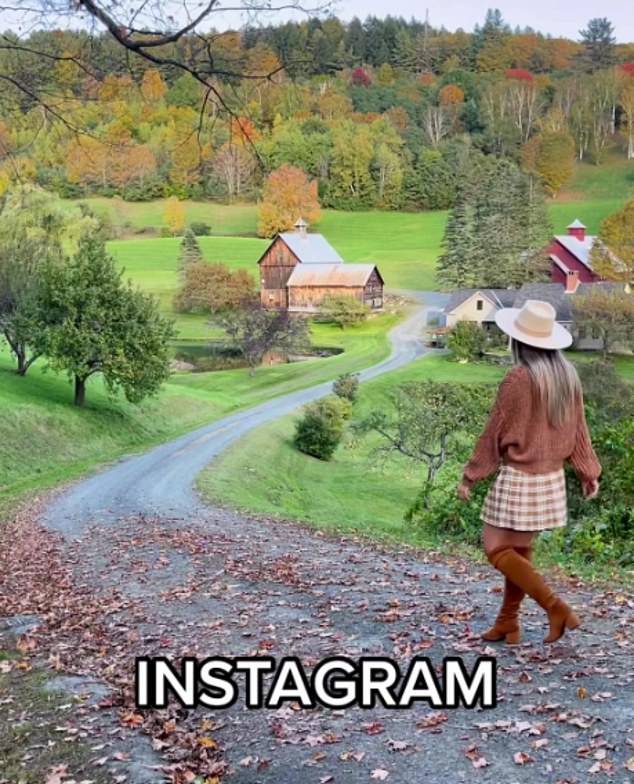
[164,197,186,236]
[257,165,320,238]
[591,200,634,282]
[522,132,575,196]
[141,69,167,103]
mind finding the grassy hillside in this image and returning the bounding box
[0,310,400,517]
[196,354,504,539]
[197,352,634,545]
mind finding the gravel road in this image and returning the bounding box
[43,293,446,535]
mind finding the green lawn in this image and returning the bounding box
[197,352,634,546]
[196,354,506,542]
[96,155,633,340]
[0,310,400,517]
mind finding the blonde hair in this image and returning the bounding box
[511,339,581,428]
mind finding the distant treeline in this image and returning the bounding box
[1,12,633,210]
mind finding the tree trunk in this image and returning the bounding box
[15,345,27,376]
[74,376,87,407]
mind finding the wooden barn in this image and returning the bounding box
[258,219,384,313]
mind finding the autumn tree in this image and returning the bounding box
[522,132,575,196]
[141,69,167,103]
[572,287,634,357]
[174,263,256,314]
[164,197,186,236]
[590,200,634,282]
[38,235,174,407]
[257,165,321,238]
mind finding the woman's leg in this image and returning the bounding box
[481,525,537,644]
[482,523,537,555]
[484,528,580,643]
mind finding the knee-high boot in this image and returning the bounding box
[486,545,580,644]
[481,545,532,645]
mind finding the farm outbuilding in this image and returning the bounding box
[258,219,384,313]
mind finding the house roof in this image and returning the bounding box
[514,281,631,323]
[278,232,344,264]
[553,234,596,270]
[513,283,573,322]
[567,218,586,229]
[444,288,516,315]
[287,263,379,287]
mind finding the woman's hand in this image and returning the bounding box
[457,481,471,502]
[582,479,599,500]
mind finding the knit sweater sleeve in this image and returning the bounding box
[461,368,524,489]
[568,393,602,484]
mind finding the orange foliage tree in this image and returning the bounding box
[257,165,320,238]
[174,262,257,314]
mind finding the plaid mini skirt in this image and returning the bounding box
[482,464,567,532]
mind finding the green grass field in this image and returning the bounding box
[0,310,400,517]
[196,354,502,542]
[97,154,634,340]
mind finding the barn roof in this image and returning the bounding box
[287,263,379,287]
[279,232,344,264]
[553,234,596,270]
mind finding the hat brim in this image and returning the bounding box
[494,308,573,350]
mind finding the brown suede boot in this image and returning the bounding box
[487,546,580,644]
[482,546,532,645]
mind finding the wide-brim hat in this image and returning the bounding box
[495,299,573,350]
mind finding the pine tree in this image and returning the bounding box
[178,228,203,272]
[439,158,551,291]
[436,190,475,289]
[579,17,616,72]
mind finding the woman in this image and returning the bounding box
[458,299,601,645]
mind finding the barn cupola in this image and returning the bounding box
[567,219,586,241]
[294,217,308,238]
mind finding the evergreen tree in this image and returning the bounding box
[178,228,203,272]
[579,18,616,72]
[437,159,551,290]
[436,190,475,289]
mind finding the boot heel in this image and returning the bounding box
[565,612,580,631]
[504,630,521,645]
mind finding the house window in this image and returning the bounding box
[592,326,601,339]
[577,326,587,339]
[476,299,484,311]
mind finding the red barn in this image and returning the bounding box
[548,219,602,292]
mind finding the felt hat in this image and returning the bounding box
[494,299,573,350]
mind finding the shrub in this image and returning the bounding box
[190,221,211,236]
[294,396,352,460]
[405,464,490,545]
[447,321,487,362]
[320,295,371,328]
[333,372,360,402]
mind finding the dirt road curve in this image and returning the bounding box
[43,293,444,535]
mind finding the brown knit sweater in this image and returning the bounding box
[462,365,601,489]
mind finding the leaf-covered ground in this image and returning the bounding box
[1,501,633,784]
